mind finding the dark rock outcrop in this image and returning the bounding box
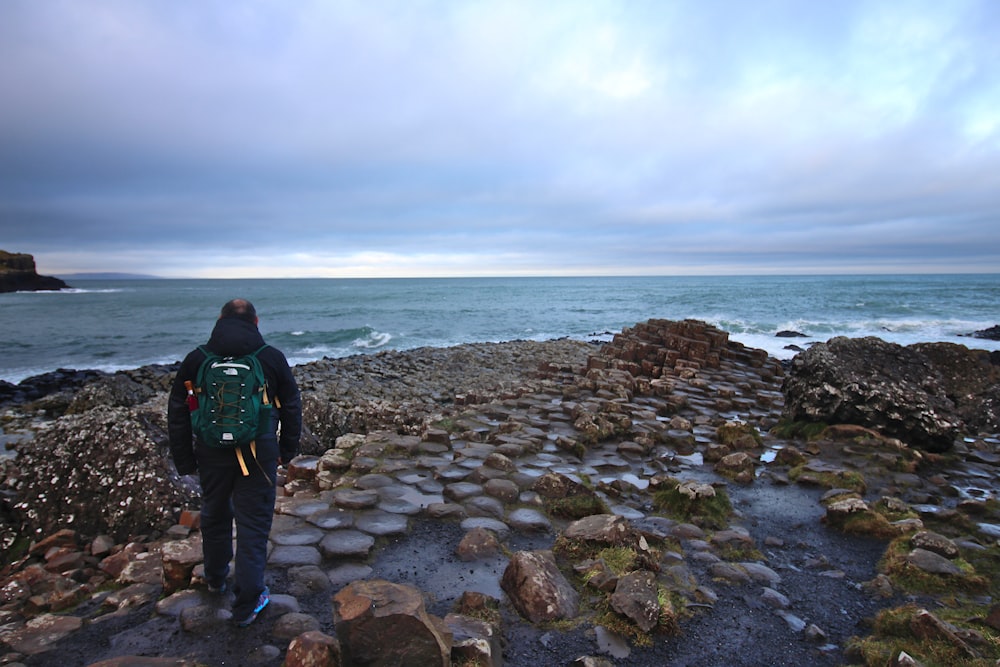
[0,251,69,293]
[782,336,1000,452]
[964,324,1000,341]
[6,404,198,543]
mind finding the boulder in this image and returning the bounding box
[782,337,963,451]
[609,570,661,632]
[9,406,199,542]
[285,630,342,667]
[909,342,1000,434]
[500,550,580,623]
[333,579,452,667]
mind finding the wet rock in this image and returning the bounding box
[319,530,375,559]
[501,550,580,623]
[2,612,82,655]
[506,508,552,533]
[179,604,232,632]
[483,478,519,503]
[455,527,501,562]
[609,570,661,632]
[333,579,452,667]
[285,630,342,667]
[445,613,503,667]
[268,545,322,567]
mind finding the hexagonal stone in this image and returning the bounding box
[269,545,322,567]
[355,510,409,537]
[319,530,376,558]
[333,489,380,510]
[272,524,326,546]
[444,482,483,502]
[306,508,355,530]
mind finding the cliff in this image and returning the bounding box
[0,251,69,293]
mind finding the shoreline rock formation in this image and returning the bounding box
[0,251,69,293]
[1,320,999,666]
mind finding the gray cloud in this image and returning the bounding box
[1,0,998,277]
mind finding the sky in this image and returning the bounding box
[1,0,999,279]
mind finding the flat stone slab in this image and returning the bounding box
[332,489,380,510]
[377,498,423,516]
[319,530,376,558]
[464,496,505,520]
[355,473,395,489]
[276,497,331,518]
[444,482,484,501]
[355,510,410,536]
[268,545,323,567]
[306,508,355,530]
[271,524,326,546]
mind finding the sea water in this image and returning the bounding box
[1,274,998,384]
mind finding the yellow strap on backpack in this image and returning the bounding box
[235,441,258,477]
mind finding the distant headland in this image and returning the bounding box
[0,251,70,293]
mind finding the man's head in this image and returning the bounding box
[220,298,258,325]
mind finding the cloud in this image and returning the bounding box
[1,0,999,277]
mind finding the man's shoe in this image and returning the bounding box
[235,586,270,628]
[207,581,227,594]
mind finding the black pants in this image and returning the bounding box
[198,441,277,618]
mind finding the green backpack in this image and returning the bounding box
[190,345,272,448]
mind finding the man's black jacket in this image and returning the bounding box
[167,316,302,474]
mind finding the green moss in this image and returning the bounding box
[880,537,988,596]
[545,493,610,520]
[716,422,763,448]
[847,603,1000,667]
[788,465,867,494]
[597,546,639,575]
[870,498,920,523]
[652,480,732,530]
[715,541,765,562]
[839,512,899,540]
[770,419,829,440]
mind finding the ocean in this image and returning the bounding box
[2,274,999,385]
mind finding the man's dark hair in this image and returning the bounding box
[220,298,257,323]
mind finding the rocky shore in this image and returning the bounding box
[1,319,999,666]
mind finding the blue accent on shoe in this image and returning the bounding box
[235,586,269,628]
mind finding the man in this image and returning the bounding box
[168,298,302,627]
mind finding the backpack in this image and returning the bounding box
[190,345,272,448]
